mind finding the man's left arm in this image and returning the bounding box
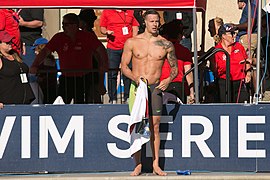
[19,9,44,28]
[132,26,139,37]
[157,41,178,91]
[19,19,43,28]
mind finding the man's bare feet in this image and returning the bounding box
[130,164,142,176]
[153,165,167,176]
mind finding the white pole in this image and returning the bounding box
[193,8,199,103]
[255,0,262,104]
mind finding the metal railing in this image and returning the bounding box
[182,47,231,103]
[34,68,126,104]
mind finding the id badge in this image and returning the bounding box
[176,12,182,20]
[122,26,129,35]
[20,73,28,83]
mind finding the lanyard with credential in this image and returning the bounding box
[116,10,126,25]
[117,11,129,35]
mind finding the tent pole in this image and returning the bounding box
[248,0,251,62]
[193,8,199,103]
[255,0,262,104]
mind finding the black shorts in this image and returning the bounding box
[129,82,163,116]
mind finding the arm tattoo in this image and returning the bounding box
[154,40,173,50]
[168,49,178,80]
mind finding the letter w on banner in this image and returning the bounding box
[128,79,150,157]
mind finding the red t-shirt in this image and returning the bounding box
[214,42,247,81]
[46,30,100,76]
[0,9,21,54]
[160,42,193,82]
[100,10,139,50]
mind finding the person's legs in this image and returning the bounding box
[74,75,86,104]
[130,151,142,176]
[23,45,43,104]
[149,84,166,176]
[128,82,143,176]
[107,48,122,103]
[123,74,131,102]
[218,78,226,103]
[239,34,258,93]
[58,76,73,104]
[232,80,250,103]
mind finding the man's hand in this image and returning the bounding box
[245,72,252,83]
[156,78,171,91]
[106,30,114,35]
[188,96,195,104]
[19,16,25,26]
[0,103,3,109]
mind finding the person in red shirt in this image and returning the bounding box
[0,9,21,54]
[79,9,108,104]
[213,24,251,103]
[159,20,194,104]
[100,9,139,104]
[31,13,107,104]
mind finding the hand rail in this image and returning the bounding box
[182,47,231,103]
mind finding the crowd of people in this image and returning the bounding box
[0,2,268,106]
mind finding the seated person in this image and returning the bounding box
[32,37,57,104]
[159,20,194,104]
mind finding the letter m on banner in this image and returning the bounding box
[39,116,83,158]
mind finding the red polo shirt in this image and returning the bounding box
[100,10,139,50]
[160,42,193,82]
[215,42,247,81]
[0,9,21,54]
[46,30,100,76]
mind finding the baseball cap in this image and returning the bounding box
[0,31,14,43]
[238,0,248,3]
[31,38,48,50]
[218,24,238,36]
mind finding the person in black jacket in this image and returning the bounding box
[0,30,35,108]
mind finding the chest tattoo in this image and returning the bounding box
[154,40,172,50]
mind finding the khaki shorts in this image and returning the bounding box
[239,34,258,58]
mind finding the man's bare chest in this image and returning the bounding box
[134,42,167,60]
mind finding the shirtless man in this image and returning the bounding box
[121,9,178,176]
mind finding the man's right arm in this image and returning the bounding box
[121,38,138,84]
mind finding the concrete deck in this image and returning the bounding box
[1,172,270,180]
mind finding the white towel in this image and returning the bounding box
[53,96,65,105]
[128,79,150,157]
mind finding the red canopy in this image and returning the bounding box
[0,0,205,10]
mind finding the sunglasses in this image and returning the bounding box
[226,31,237,36]
[62,22,76,26]
[2,41,13,45]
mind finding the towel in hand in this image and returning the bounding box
[128,79,150,157]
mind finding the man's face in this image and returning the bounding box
[144,14,160,34]
[62,18,78,35]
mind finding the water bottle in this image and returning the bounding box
[176,170,191,175]
[142,117,150,136]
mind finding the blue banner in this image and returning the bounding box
[0,104,269,173]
